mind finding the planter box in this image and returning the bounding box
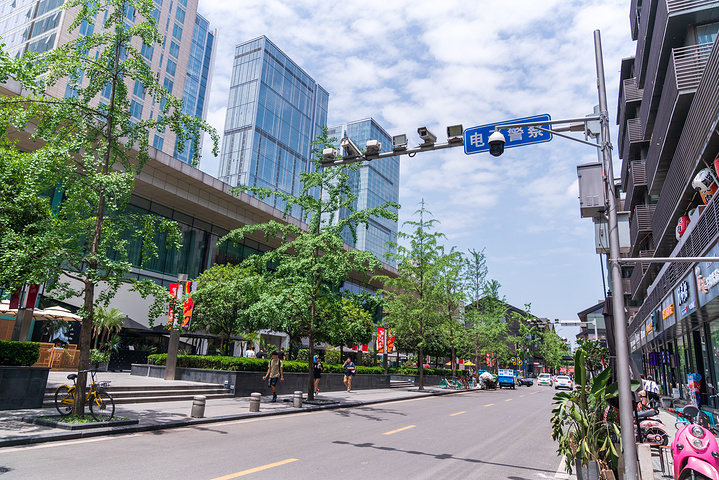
[0,366,50,410]
[90,361,109,372]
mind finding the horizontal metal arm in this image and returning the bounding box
[494,115,600,130]
[532,126,601,149]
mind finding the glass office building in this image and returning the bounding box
[0,0,214,164]
[327,119,399,266]
[174,13,216,165]
[218,36,329,220]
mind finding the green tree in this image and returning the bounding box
[436,247,467,376]
[190,264,263,356]
[512,303,538,375]
[222,127,398,400]
[462,248,488,366]
[328,298,374,361]
[473,280,511,373]
[0,0,218,414]
[539,328,570,372]
[377,201,445,390]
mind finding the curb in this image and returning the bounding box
[0,387,476,448]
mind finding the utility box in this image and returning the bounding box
[577,162,606,218]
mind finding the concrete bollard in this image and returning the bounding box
[191,395,206,418]
[293,391,303,408]
[249,392,261,412]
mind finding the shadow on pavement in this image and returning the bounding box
[332,406,408,422]
[331,440,557,474]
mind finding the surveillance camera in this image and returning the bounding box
[417,127,437,145]
[340,137,362,158]
[322,148,337,164]
[365,139,381,157]
[488,130,506,157]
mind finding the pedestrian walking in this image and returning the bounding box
[257,348,266,359]
[245,346,256,358]
[313,355,323,394]
[263,351,283,402]
[342,357,356,392]
[278,347,285,360]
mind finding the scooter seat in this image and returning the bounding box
[636,409,659,419]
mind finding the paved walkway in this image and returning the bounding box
[0,371,476,448]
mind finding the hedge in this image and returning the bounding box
[0,340,41,366]
[146,354,447,375]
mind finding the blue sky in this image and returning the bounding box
[195,0,631,338]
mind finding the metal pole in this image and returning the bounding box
[595,29,638,480]
[594,320,598,341]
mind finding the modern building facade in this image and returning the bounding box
[0,0,215,164]
[218,36,329,220]
[327,119,400,266]
[618,0,719,406]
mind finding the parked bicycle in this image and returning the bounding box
[55,369,115,421]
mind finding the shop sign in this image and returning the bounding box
[662,294,676,329]
[674,270,697,318]
[695,242,719,307]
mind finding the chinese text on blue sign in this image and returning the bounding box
[463,114,553,155]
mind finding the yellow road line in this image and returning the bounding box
[505,398,512,402]
[520,395,525,398]
[383,425,416,435]
[449,411,466,416]
[484,403,494,407]
[210,459,299,479]
[531,391,539,394]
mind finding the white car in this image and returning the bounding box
[554,375,574,390]
[538,373,552,386]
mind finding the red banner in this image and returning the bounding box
[168,283,179,326]
[9,290,20,309]
[182,281,196,329]
[387,328,395,353]
[362,344,368,352]
[377,328,385,353]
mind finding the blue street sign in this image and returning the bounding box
[463,114,553,155]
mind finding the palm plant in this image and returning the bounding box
[93,306,124,351]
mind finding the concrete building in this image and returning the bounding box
[218,36,329,220]
[0,0,216,164]
[618,0,719,406]
[327,119,400,266]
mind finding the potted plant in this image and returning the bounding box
[550,347,621,480]
[89,349,111,371]
[0,340,49,410]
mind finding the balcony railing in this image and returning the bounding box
[651,41,719,257]
[645,42,711,192]
[622,117,647,163]
[629,204,656,256]
[630,0,640,40]
[625,160,647,212]
[630,249,655,299]
[666,0,719,12]
[635,0,657,87]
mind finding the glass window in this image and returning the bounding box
[169,40,179,58]
[172,23,182,41]
[130,100,143,119]
[163,77,173,93]
[141,42,153,60]
[175,6,185,23]
[153,134,164,150]
[698,22,719,44]
[133,80,145,99]
[166,59,176,77]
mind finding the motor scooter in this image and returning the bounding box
[636,408,669,445]
[669,405,719,480]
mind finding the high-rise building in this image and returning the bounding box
[619,1,719,406]
[218,36,329,220]
[0,0,215,162]
[327,119,399,266]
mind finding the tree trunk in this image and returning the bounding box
[418,346,424,391]
[73,279,94,416]
[307,332,314,401]
[451,346,456,377]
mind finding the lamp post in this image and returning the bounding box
[320,30,640,479]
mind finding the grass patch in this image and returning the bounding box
[37,415,130,424]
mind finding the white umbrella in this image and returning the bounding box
[34,306,83,322]
[0,300,17,314]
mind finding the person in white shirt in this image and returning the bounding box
[245,346,256,358]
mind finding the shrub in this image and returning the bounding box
[324,349,340,364]
[89,349,110,364]
[295,349,309,362]
[0,340,41,366]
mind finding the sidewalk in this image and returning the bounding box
[0,371,476,448]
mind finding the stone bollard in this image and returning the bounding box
[191,395,206,418]
[249,392,261,412]
[293,391,303,408]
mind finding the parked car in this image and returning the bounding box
[554,375,573,390]
[515,375,533,387]
[537,373,552,386]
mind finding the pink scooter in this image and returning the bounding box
[670,405,719,480]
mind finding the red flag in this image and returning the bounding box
[182,281,196,329]
[361,344,368,352]
[168,283,178,326]
[377,328,385,353]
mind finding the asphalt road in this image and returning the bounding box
[0,384,565,480]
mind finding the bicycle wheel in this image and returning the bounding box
[89,390,115,422]
[54,385,74,416]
